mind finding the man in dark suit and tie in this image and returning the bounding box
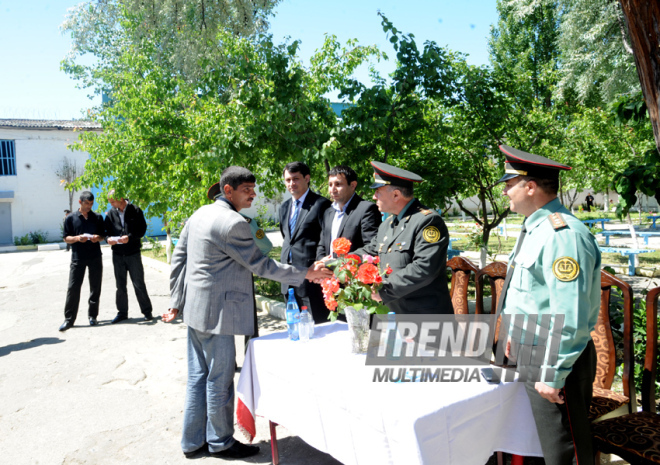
[316,165,381,260]
[280,161,332,323]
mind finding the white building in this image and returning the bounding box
[0,119,102,245]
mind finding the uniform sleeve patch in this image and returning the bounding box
[552,257,580,282]
[548,213,567,230]
[422,226,441,243]
[255,229,265,240]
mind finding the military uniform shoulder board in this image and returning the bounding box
[420,209,433,216]
[244,217,252,223]
[548,212,567,230]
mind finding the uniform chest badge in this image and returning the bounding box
[422,226,440,243]
[553,257,580,281]
[255,229,265,240]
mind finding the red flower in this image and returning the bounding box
[385,266,393,275]
[321,277,340,294]
[325,298,338,311]
[357,263,380,284]
[346,254,361,264]
[373,256,380,264]
[332,237,352,256]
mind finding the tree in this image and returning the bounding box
[61,0,280,86]
[55,157,83,212]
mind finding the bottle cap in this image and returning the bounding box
[301,306,308,311]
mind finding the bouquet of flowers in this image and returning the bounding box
[321,237,392,322]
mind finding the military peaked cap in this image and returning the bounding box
[207,182,221,200]
[369,161,423,189]
[496,144,571,184]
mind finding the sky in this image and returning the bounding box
[0,0,498,121]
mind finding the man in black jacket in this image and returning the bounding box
[105,190,153,323]
[279,162,332,323]
[316,165,381,260]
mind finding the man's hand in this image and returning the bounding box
[91,235,102,243]
[162,308,179,322]
[371,291,382,302]
[305,263,333,283]
[119,235,129,244]
[535,382,564,404]
[107,238,118,245]
[319,254,333,263]
[78,235,88,243]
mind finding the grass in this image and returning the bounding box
[142,247,168,263]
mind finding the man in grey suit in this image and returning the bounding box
[162,166,332,460]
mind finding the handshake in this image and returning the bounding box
[305,261,334,283]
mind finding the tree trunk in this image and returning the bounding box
[164,218,173,264]
[627,213,640,269]
[618,0,660,154]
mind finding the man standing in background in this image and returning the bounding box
[316,165,381,260]
[59,191,105,331]
[279,161,332,323]
[105,190,153,323]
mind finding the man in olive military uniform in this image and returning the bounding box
[353,162,452,314]
[496,145,601,465]
[207,182,273,351]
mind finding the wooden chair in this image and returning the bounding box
[589,270,636,422]
[447,256,479,314]
[474,261,507,315]
[591,286,660,464]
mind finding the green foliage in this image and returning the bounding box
[14,230,49,246]
[143,236,163,254]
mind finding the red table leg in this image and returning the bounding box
[511,454,524,465]
[269,420,279,465]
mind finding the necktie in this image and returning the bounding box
[494,224,527,318]
[289,200,301,234]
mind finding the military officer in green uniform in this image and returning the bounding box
[496,145,601,465]
[353,161,453,314]
[207,182,272,351]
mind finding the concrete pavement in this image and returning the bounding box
[0,248,340,465]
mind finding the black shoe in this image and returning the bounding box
[143,312,153,321]
[111,314,128,324]
[184,443,208,459]
[89,317,98,326]
[59,320,73,332]
[210,441,259,459]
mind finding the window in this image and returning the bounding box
[0,140,16,176]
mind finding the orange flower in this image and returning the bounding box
[325,298,338,311]
[346,254,361,264]
[332,237,352,256]
[357,263,380,284]
[321,277,340,294]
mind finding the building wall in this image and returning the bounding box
[0,128,94,244]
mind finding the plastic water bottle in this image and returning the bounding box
[286,289,300,341]
[299,306,314,342]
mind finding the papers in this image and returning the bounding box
[107,236,123,244]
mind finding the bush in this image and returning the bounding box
[13,231,48,246]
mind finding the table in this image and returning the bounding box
[647,216,660,230]
[236,323,542,465]
[599,247,653,276]
[582,218,611,229]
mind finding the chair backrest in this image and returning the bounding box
[642,286,660,413]
[447,257,479,315]
[594,270,635,411]
[475,261,507,315]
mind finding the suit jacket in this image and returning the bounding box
[279,190,331,296]
[355,199,453,314]
[104,202,147,256]
[170,199,306,335]
[316,194,381,260]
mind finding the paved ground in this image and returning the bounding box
[0,244,649,465]
[0,248,340,465]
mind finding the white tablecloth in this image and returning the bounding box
[236,322,542,465]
